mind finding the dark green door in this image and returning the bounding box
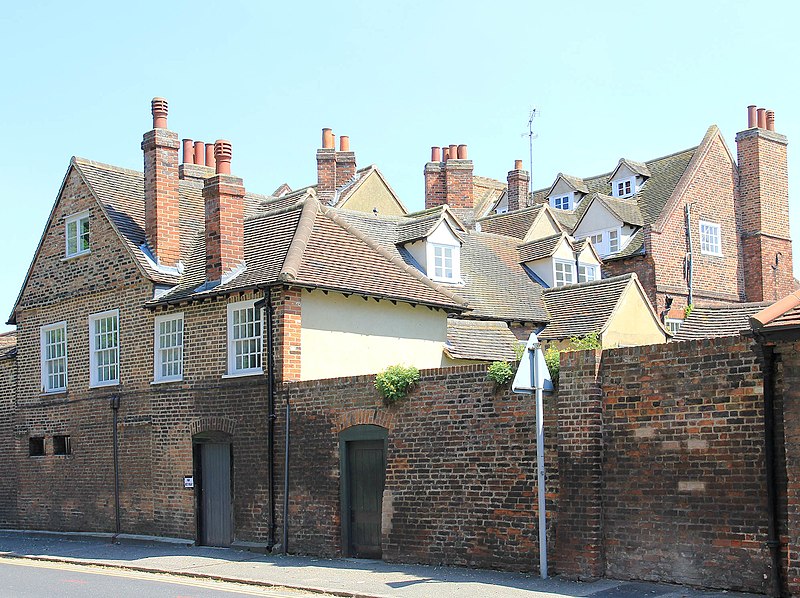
[347,440,385,558]
[200,442,233,547]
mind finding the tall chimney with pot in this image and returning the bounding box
[736,105,793,301]
[335,134,357,185]
[507,159,530,211]
[316,128,337,203]
[142,97,181,267]
[444,144,473,208]
[424,147,446,209]
[203,140,245,282]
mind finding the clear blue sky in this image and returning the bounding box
[2,1,799,332]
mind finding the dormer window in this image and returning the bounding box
[65,211,90,258]
[584,229,620,257]
[613,178,634,198]
[553,259,575,287]
[429,243,460,282]
[551,194,573,210]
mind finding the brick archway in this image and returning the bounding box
[189,417,236,437]
[334,409,395,433]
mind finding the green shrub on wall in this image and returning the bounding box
[375,365,420,404]
[545,332,602,387]
[487,361,513,385]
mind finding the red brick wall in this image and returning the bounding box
[142,128,181,267]
[0,357,17,526]
[278,365,559,570]
[649,134,744,309]
[203,173,245,282]
[557,336,772,593]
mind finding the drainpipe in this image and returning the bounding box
[254,291,277,551]
[684,204,694,307]
[755,338,782,597]
[110,396,121,538]
[283,399,290,555]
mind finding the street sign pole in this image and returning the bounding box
[513,333,550,579]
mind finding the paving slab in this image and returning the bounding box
[0,531,762,598]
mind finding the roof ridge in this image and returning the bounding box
[73,156,144,178]
[476,204,542,222]
[320,205,469,308]
[279,194,320,282]
[542,272,635,294]
[244,196,308,223]
[519,232,563,247]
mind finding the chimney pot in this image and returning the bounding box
[514,159,523,170]
[431,147,441,162]
[151,97,168,129]
[194,141,205,166]
[205,143,216,169]
[443,148,451,161]
[757,108,767,129]
[214,140,232,174]
[182,139,194,164]
[340,135,350,152]
[747,105,758,128]
[449,144,458,160]
[457,144,468,160]
[766,110,775,131]
[322,128,334,149]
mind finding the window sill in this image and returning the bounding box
[89,381,120,389]
[222,370,263,379]
[700,251,724,257]
[40,390,68,397]
[151,378,184,385]
[61,251,91,262]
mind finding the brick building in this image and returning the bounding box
[456,106,794,332]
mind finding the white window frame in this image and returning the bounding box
[226,299,263,377]
[581,227,621,257]
[153,312,184,383]
[89,309,120,387]
[40,322,68,393]
[578,264,598,283]
[65,211,90,258]
[612,177,634,198]
[550,193,573,211]
[665,318,683,335]
[608,229,620,253]
[427,243,461,283]
[699,220,722,256]
[553,259,576,287]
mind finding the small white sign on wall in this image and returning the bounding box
[184,476,194,488]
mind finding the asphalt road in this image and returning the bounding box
[0,557,325,598]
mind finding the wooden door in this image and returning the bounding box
[200,442,233,547]
[347,440,385,558]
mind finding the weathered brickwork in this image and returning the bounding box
[556,336,772,593]
[275,365,558,570]
[0,357,17,526]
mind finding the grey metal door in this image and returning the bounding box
[347,440,385,558]
[200,442,232,546]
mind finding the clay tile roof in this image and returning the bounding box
[539,274,635,340]
[335,211,549,323]
[473,175,507,217]
[477,205,545,239]
[592,194,645,226]
[396,206,464,244]
[674,302,771,341]
[445,319,518,361]
[0,330,17,360]
[559,173,589,194]
[518,234,564,262]
[750,291,800,332]
[526,146,697,255]
[612,158,652,179]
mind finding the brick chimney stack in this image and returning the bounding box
[424,144,474,209]
[203,140,245,283]
[316,128,357,204]
[736,105,793,301]
[142,97,181,267]
[507,159,530,211]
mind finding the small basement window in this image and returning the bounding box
[53,435,72,456]
[29,436,45,457]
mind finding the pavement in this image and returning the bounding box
[0,530,762,598]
